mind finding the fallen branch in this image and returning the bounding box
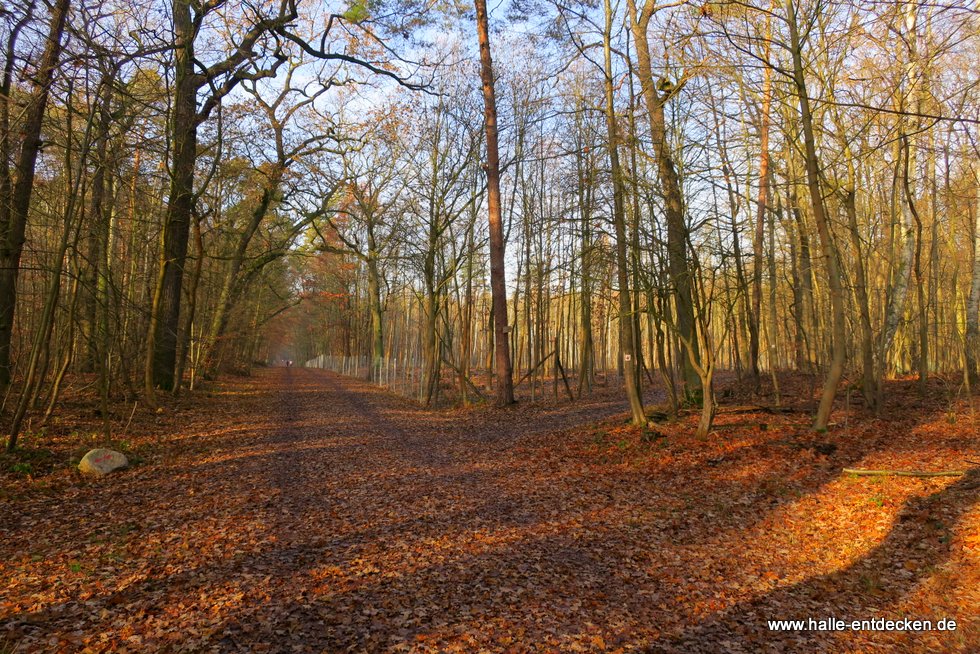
[843,468,965,478]
[439,355,486,401]
[514,350,556,389]
[554,346,573,402]
[716,405,799,415]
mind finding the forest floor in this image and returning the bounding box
[0,368,978,653]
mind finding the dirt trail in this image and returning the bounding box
[1,368,635,652]
[1,368,976,653]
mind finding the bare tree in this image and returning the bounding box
[474,0,515,406]
[0,0,71,397]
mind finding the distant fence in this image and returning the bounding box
[303,355,423,399]
[303,354,618,404]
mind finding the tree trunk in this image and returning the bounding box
[474,0,514,406]
[912,174,928,393]
[844,188,876,407]
[966,165,980,385]
[604,0,644,425]
[750,61,773,389]
[90,72,116,427]
[626,0,701,398]
[786,0,846,432]
[174,211,204,393]
[147,0,197,392]
[460,218,475,404]
[789,183,815,370]
[767,196,781,401]
[785,203,806,370]
[422,243,438,404]
[366,255,383,382]
[575,131,594,397]
[0,0,71,393]
[202,172,283,378]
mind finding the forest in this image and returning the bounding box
[1,0,978,651]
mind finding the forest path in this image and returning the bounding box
[2,368,642,653]
[2,368,976,653]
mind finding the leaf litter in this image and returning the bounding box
[1,369,977,652]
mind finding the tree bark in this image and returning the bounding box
[789,182,815,370]
[474,0,514,406]
[173,210,204,393]
[145,0,293,392]
[750,60,773,389]
[786,0,846,432]
[147,0,198,392]
[966,165,980,386]
[626,0,701,399]
[574,123,594,397]
[460,216,475,404]
[366,255,383,382]
[844,188,876,407]
[202,170,283,378]
[89,70,116,426]
[0,0,70,393]
[604,0,644,425]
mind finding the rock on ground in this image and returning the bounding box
[77,448,128,476]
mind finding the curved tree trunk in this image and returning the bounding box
[626,0,701,400]
[202,173,283,378]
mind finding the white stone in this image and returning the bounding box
[78,448,128,476]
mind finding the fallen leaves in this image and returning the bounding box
[0,370,977,652]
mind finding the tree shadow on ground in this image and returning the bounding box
[2,368,976,653]
[645,469,980,653]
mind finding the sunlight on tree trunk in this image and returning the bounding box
[474,0,515,407]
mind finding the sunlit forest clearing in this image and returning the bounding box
[1,0,978,651]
